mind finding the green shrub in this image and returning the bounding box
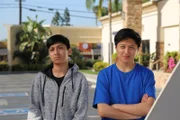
[0,64,9,71]
[85,59,102,69]
[76,61,86,69]
[12,64,47,71]
[112,53,117,63]
[93,61,109,72]
[134,54,151,67]
[12,64,27,71]
[142,54,150,67]
[0,61,8,64]
[134,55,139,62]
[28,64,46,71]
[85,60,94,68]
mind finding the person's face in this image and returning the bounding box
[115,38,138,64]
[49,42,72,65]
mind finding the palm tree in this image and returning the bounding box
[86,0,121,64]
[86,0,121,18]
[14,15,51,64]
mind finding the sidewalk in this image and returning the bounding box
[84,73,97,84]
[153,71,171,89]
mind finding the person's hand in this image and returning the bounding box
[141,94,148,103]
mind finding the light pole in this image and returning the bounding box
[109,0,113,65]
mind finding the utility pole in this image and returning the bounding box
[109,0,113,65]
[19,0,22,25]
[15,0,25,25]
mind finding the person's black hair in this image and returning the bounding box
[46,34,70,49]
[114,28,141,48]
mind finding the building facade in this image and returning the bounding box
[100,0,180,65]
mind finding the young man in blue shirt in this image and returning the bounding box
[93,28,156,120]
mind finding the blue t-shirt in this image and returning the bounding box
[93,63,156,120]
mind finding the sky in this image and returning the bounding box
[0,0,101,40]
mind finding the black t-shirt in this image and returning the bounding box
[42,63,73,87]
[47,68,64,87]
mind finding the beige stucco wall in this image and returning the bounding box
[164,26,179,53]
[142,11,158,54]
[159,0,179,27]
[7,25,22,69]
[142,1,157,14]
[158,0,180,53]
[49,26,102,44]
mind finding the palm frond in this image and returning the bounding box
[15,15,52,64]
[39,19,45,25]
[86,0,95,10]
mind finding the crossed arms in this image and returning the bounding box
[97,94,155,120]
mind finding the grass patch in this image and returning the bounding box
[80,69,99,75]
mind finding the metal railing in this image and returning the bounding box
[149,58,164,70]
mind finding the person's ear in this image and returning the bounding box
[68,48,72,55]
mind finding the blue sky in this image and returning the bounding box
[0,0,101,40]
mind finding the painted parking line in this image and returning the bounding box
[0,92,29,97]
[88,115,100,118]
[0,108,28,116]
[0,99,8,106]
[0,108,99,118]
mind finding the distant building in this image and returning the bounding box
[0,41,7,62]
